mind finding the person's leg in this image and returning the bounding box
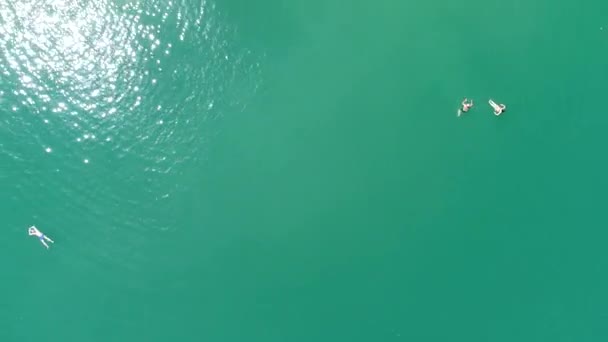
[40,239,50,249]
[43,236,54,243]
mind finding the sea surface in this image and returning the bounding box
[2,0,608,341]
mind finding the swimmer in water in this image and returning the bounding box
[489,99,506,116]
[458,98,474,117]
[28,226,54,249]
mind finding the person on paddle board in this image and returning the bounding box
[28,226,54,249]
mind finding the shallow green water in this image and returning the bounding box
[2,0,608,341]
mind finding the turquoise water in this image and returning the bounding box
[2,0,608,341]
